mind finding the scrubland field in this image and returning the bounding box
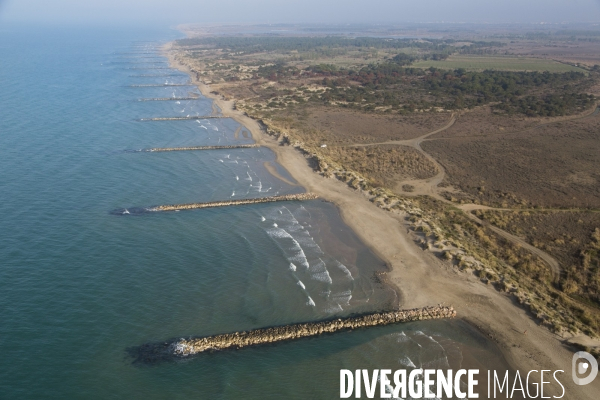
[172,23,600,342]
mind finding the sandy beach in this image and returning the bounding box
[164,43,600,398]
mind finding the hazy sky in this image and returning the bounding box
[1,0,600,25]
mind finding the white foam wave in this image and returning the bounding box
[324,303,343,313]
[395,331,410,342]
[310,259,333,284]
[337,262,354,280]
[306,296,316,307]
[297,280,306,290]
[289,263,297,271]
[311,271,333,284]
[331,290,352,305]
[399,356,416,368]
[266,227,310,269]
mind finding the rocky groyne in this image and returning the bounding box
[129,74,181,77]
[137,97,198,102]
[143,144,259,152]
[114,52,156,55]
[149,193,319,212]
[128,306,455,363]
[175,305,455,355]
[127,67,170,70]
[111,61,166,65]
[129,84,191,87]
[111,193,319,215]
[139,116,225,121]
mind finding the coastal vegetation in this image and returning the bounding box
[177,35,596,117]
[172,27,600,337]
[476,210,600,313]
[412,55,586,73]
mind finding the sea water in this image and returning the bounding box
[0,25,513,399]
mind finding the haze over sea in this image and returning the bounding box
[0,25,511,398]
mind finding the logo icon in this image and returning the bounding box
[572,351,598,385]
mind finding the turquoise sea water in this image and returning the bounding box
[0,25,512,399]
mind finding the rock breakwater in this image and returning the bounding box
[128,84,192,87]
[143,144,259,152]
[129,74,181,77]
[139,116,225,121]
[128,306,455,363]
[127,67,170,70]
[137,97,198,101]
[111,193,319,215]
[149,193,319,212]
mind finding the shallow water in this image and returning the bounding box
[0,25,513,399]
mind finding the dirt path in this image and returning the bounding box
[346,114,563,279]
[347,115,456,201]
[457,204,600,213]
[462,210,561,280]
[425,105,599,141]
[164,45,600,398]
[348,115,456,149]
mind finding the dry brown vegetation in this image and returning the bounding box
[248,106,444,185]
[412,197,600,336]
[281,107,449,144]
[172,25,600,335]
[433,106,541,139]
[383,195,600,336]
[477,210,600,308]
[320,145,437,188]
[423,112,600,208]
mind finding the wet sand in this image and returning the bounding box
[263,161,298,186]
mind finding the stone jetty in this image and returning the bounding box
[111,61,166,65]
[114,52,156,55]
[139,116,225,121]
[172,306,456,356]
[148,193,319,212]
[137,97,198,102]
[126,67,171,70]
[129,74,181,77]
[112,194,319,216]
[128,84,192,87]
[143,144,259,152]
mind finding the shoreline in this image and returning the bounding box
[163,42,600,398]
